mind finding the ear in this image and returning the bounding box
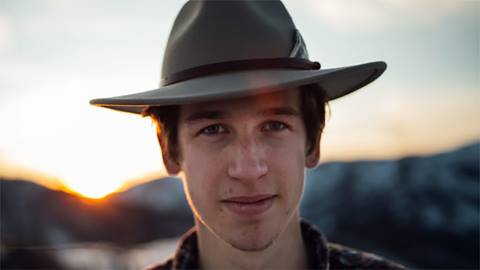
[159,135,181,175]
[305,134,321,168]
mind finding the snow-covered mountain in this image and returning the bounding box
[302,142,479,268]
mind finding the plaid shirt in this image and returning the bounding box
[146,220,406,270]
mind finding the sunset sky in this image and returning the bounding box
[0,0,478,198]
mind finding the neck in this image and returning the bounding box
[197,215,308,269]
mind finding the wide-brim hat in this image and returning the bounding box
[90,0,386,114]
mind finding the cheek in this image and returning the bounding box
[182,143,225,181]
[180,143,226,211]
[266,137,306,197]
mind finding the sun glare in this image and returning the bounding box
[0,91,166,199]
[63,180,121,199]
[56,160,161,199]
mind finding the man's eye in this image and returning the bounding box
[201,124,226,135]
[263,121,287,132]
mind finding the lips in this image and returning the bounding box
[221,194,277,217]
[222,195,275,203]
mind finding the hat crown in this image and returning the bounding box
[162,0,300,83]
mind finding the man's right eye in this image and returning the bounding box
[200,124,226,135]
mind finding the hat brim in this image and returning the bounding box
[90,61,386,114]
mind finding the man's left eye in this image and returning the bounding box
[263,121,287,131]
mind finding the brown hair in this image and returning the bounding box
[143,84,329,163]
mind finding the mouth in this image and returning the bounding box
[221,194,277,217]
[222,194,276,203]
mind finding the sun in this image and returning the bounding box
[56,166,139,199]
[62,177,124,199]
[5,103,165,200]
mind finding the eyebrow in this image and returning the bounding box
[185,110,225,122]
[258,106,300,117]
[184,106,300,122]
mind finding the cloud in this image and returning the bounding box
[0,15,13,54]
[303,0,466,32]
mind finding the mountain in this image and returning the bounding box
[301,142,479,268]
[1,142,478,269]
[109,176,189,213]
[0,178,193,247]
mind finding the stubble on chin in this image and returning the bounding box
[229,238,275,252]
[224,226,281,253]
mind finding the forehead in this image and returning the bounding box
[179,89,300,119]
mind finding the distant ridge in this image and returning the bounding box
[302,141,479,268]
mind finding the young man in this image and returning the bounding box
[91,1,406,269]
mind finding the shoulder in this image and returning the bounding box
[327,242,407,270]
[144,259,173,270]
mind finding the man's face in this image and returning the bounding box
[168,89,319,251]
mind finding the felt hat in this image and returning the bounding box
[90,0,386,114]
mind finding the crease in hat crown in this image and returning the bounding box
[90,0,387,115]
[161,0,309,84]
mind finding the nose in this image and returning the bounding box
[227,137,268,181]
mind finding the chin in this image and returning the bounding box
[230,239,275,252]
[225,228,280,252]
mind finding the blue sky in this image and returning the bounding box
[0,0,478,197]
